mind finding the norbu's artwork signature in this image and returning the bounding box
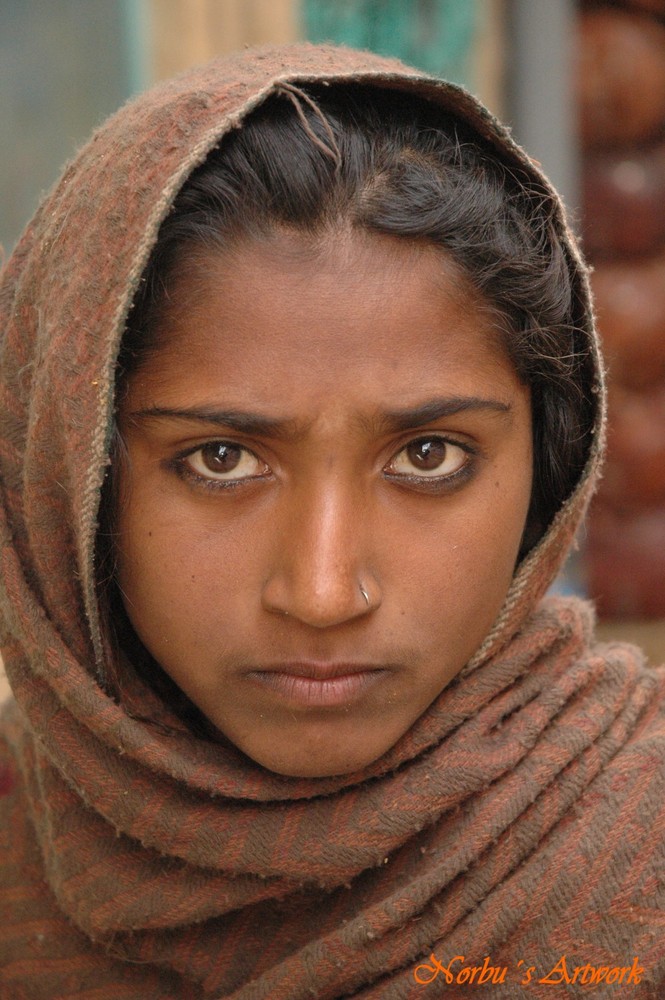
[413,953,645,988]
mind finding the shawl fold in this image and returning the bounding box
[1,43,664,999]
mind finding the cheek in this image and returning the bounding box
[114,495,254,662]
[398,519,515,626]
[394,465,532,642]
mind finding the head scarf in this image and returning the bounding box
[1,44,662,999]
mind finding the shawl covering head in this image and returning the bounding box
[1,43,664,1000]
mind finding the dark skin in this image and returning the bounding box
[115,229,533,778]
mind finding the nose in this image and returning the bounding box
[261,481,381,628]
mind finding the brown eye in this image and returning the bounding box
[386,436,468,479]
[185,442,268,482]
[407,438,447,470]
[200,443,242,473]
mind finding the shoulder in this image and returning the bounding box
[0,702,192,998]
[485,640,665,994]
[0,703,73,993]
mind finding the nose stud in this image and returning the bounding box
[266,583,380,618]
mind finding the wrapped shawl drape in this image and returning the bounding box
[1,44,663,999]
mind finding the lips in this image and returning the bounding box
[245,662,390,707]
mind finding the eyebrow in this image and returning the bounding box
[367,396,512,435]
[130,405,300,440]
[130,395,511,438]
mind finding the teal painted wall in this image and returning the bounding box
[303,0,478,87]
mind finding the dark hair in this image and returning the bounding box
[100,82,594,717]
[118,83,593,543]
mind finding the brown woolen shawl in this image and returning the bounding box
[0,44,663,999]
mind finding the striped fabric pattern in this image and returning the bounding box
[0,45,663,998]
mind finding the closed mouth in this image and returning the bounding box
[251,661,388,679]
[245,662,390,707]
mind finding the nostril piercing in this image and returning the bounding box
[359,583,370,606]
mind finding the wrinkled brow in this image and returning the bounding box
[364,396,512,435]
[130,395,511,440]
[129,406,304,441]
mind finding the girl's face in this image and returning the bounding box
[116,230,533,777]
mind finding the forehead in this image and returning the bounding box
[130,229,520,413]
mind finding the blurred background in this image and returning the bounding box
[2,0,665,695]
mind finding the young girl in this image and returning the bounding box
[1,43,663,999]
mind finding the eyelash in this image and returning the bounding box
[169,443,271,492]
[169,435,478,493]
[384,436,477,494]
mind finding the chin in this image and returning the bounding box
[251,746,380,779]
